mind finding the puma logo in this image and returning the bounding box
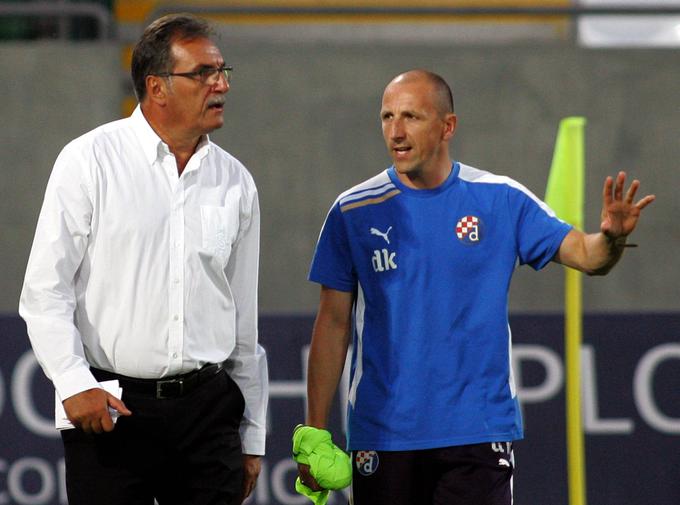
[370,226,393,244]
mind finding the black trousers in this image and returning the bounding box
[61,369,245,505]
[351,442,514,505]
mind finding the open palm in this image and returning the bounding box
[600,171,655,239]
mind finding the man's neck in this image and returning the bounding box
[141,104,201,176]
[168,138,201,176]
[398,158,453,190]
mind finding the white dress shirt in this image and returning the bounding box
[19,106,268,455]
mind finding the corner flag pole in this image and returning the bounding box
[545,117,587,505]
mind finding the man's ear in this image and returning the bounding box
[443,113,457,141]
[146,75,168,106]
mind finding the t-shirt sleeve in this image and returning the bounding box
[308,203,356,292]
[510,187,572,270]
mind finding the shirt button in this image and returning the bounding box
[172,353,178,359]
[173,315,179,321]
[173,278,180,284]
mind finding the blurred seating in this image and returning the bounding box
[0,0,112,40]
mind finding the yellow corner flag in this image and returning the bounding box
[545,117,586,230]
[545,117,587,505]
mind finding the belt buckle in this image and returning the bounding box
[156,378,183,399]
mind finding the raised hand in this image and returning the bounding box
[600,171,655,240]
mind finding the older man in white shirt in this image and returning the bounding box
[19,13,267,505]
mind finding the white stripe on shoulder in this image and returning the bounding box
[348,283,366,409]
[458,163,558,218]
[337,171,395,207]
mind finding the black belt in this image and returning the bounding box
[90,363,224,399]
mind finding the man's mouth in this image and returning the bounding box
[207,99,225,111]
[392,146,412,157]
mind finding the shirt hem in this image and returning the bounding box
[348,431,524,451]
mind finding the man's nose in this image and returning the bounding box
[389,119,405,140]
[213,72,230,93]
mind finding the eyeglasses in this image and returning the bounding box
[153,65,233,85]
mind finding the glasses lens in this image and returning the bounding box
[201,67,231,85]
[221,67,231,84]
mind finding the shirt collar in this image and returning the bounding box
[130,105,211,166]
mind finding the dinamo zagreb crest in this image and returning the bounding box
[355,450,379,476]
[455,215,483,245]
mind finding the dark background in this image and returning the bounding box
[1,313,678,505]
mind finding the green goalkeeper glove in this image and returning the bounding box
[292,424,352,504]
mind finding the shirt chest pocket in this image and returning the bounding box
[200,205,238,266]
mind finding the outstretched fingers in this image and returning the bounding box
[625,179,640,204]
[616,170,655,210]
[635,194,656,210]
[602,175,614,207]
[613,171,626,201]
[605,171,654,209]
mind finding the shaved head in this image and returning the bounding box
[380,68,458,188]
[387,69,454,117]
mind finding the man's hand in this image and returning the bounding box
[240,454,262,502]
[600,171,655,240]
[297,462,323,491]
[62,388,131,434]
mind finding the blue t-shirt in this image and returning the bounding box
[309,162,572,451]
